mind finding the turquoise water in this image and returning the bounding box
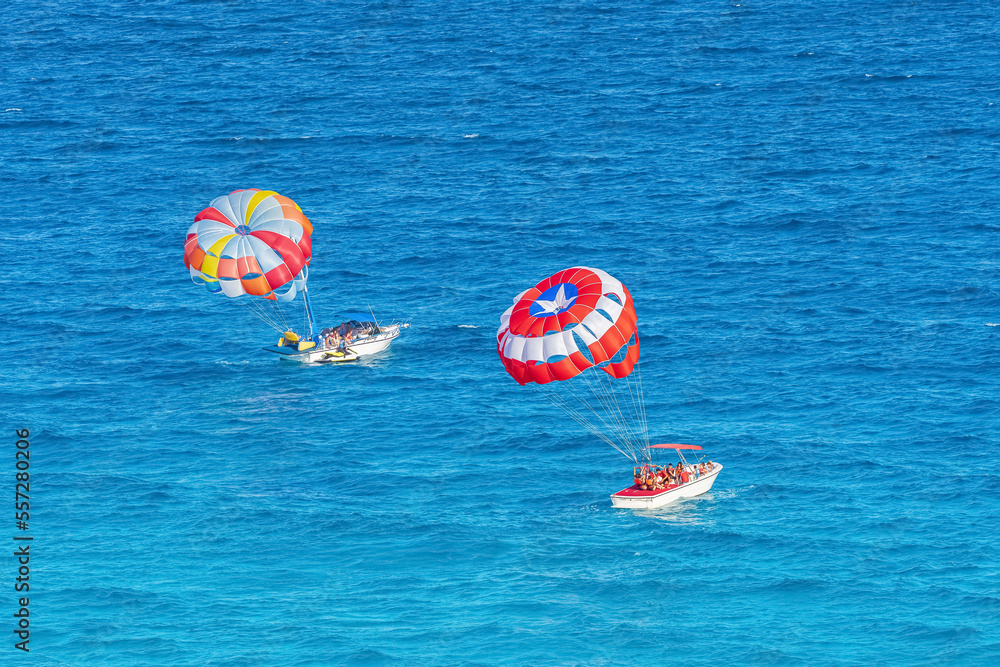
[3,0,1000,664]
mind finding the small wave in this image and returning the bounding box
[458,325,479,329]
[649,511,712,526]
[712,485,753,500]
[464,133,479,138]
[5,108,22,112]
[767,578,827,592]
[986,323,1000,327]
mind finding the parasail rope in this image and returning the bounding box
[608,361,649,462]
[239,296,292,334]
[586,368,642,461]
[600,373,640,460]
[606,368,642,457]
[547,393,632,459]
[617,371,647,460]
[240,299,280,332]
[533,385,638,462]
[544,380,634,460]
[620,363,649,459]
[635,361,650,452]
[588,376,639,461]
[556,378,615,441]
[575,372,635,459]
[613,340,651,457]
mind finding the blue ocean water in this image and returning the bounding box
[3,0,1000,664]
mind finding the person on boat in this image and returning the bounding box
[679,465,691,485]
[645,465,657,490]
[655,466,667,488]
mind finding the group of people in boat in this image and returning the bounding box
[321,324,356,353]
[634,461,717,491]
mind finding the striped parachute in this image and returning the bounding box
[184,189,312,301]
[184,189,315,332]
[497,267,650,462]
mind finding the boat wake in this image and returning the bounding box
[649,512,713,526]
[711,485,754,500]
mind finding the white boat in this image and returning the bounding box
[262,339,360,364]
[261,313,408,363]
[610,444,722,509]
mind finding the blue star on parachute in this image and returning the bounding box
[534,284,577,315]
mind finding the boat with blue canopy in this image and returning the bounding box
[262,310,408,363]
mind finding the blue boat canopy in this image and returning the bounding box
[338,312,376,323]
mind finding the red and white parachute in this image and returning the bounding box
[498,267,650,462]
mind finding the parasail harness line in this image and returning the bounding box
[589,363,646,457]
[579,360,648,462]
[534,383,640,463]
[239,298,290,334]
[527,345,649,464]
[634,360,652,459]
[577,372,640,460]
